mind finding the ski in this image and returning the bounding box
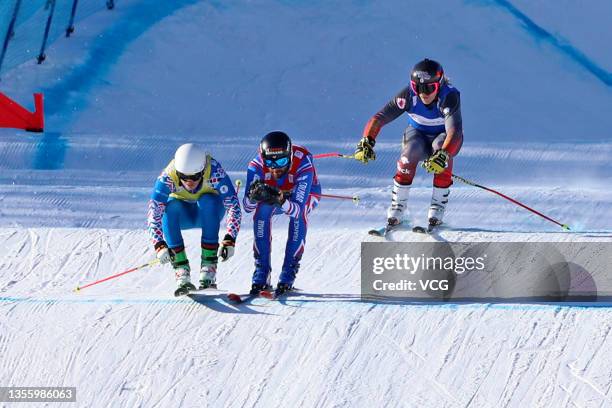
[260,290,280,300]
[227,292,243,303]
[175,284,225,298]
[259,290,276,299]
[174,282,197,297]
[412,225,434,234]
[226,292,258,304]
[227,286,273,303]
[174,287,190,297]
[228,286,300,302]
[368,226,387,237]
[412,219,442,234]
[259,286,298,300]
[368,222,403,238]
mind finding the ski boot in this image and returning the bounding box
[276,261,299,296]
[172,250,196,296]
[199,264,217,290]
[274,282,293,297]
[199,245,219,289]
[251,257,272,295]
[250,283,273,295]
[387,181,411,226]
[174,266,196,297]
[174,281,197,297]
[427,186,449,230]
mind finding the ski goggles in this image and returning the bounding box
[177,170,203,181]
[410,80,440,95]
[264,156,290,169]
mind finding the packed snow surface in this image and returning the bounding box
[1,0,611,406]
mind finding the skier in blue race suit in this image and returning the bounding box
[354,58,464,230]
[147,143,241,296]
[242,131,322,296]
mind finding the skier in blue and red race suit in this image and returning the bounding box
[243,131,321,296]
[147,143,241,296]
[354,58,464,229]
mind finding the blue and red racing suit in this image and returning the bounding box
[243,145,321,286]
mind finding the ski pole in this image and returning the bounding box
[314,152,355,160]
[37,0,57,64]
[450,173,570,230]
[65,0,78,37]
[74,258,160,292]
[319,193,360,204]
[235,179,243,194]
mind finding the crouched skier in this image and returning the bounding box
[147,143,241,296]
[243,131,321,296]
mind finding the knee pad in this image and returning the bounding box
[433,156,454,188]
[433,171,453,188]
[394,156,416,184]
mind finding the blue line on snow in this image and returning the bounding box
[490,0,612,86]
[0,296,188,305]
[35,0,202,170]
[1,296,611,310]
[33,131,67,170]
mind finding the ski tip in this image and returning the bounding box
[227,293,242,303]
[369,224,397,237]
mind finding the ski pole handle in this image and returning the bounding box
[74,258,160,292]
[314,152,356,160]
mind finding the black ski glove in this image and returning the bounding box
[248,180,282,206]
[217,234,235,262]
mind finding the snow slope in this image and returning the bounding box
[2,228,612,407]
[1,0,612,407]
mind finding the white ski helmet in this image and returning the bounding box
[174,143,207,176]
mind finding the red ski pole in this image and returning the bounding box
[451,173,570,230]
[74,258,160,292]
[314,152,355,160]
[320,193,360,203]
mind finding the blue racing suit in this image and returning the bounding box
[147,156,241,253]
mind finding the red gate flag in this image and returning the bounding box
[0,92,44,132]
